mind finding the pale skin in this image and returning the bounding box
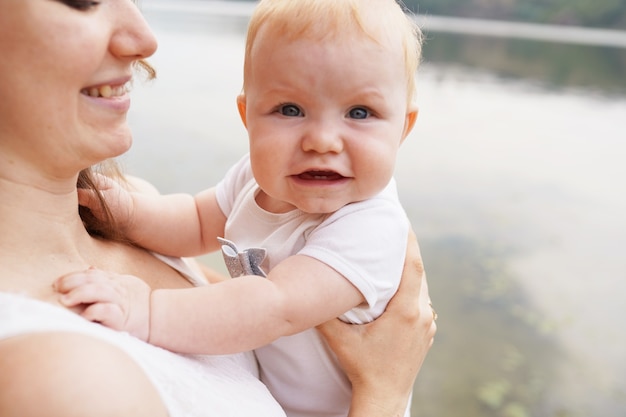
[55,15,419,356]
[0,0,435,417]
[1,0,434,415]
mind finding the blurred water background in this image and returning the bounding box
[126,1,626,416]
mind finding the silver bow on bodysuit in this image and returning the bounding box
[217,237,267,278]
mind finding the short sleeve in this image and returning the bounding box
[298,180,409,323]
[215,154,254,217]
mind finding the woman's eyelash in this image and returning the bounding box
[64,0,101,11]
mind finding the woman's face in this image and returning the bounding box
[0,0,157,180]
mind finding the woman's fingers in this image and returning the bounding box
[316,316,356,363]
[389,231,422,312]
[398,228,436,340]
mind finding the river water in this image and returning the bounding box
[125,2,626,416]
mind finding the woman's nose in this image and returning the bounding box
[109,2,158,60]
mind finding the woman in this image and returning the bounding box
[0,1,435,416]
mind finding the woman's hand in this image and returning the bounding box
[317,229,436,417]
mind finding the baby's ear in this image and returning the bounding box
[236,94,247,128]
[401,105,419,144]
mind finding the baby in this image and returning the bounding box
[57,0,422,416]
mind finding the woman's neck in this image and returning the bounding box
[0,174,197,304]
[0,176,97,299]
[0,175,90,244]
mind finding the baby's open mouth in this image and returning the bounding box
[297,171,345,181]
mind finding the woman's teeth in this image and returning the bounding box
[81,83,130,98]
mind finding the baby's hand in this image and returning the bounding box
[78,173,135,231]
[54,268,151,341]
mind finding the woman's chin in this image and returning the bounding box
[100,129,134,159]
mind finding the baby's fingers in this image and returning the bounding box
[77,187,102,212]
[88,172,119,191]
[57,281,122,309]
[55,268,106,293]
[77,173,121,216]
[55,269,120,305]
[81,302,125,331]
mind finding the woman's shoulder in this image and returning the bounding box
[0,331,168,417]
[0,292,285,417]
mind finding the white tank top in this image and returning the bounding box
[0,255,285,417]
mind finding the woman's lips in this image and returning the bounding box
[80,83,130,98]
[79,80,133,113]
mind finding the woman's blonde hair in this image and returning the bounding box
[243,0,423,104]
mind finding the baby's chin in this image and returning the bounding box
[294,197,357,215]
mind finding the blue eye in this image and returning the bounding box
[279,104,303,117]
[348,107,369,120]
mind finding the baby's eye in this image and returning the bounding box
[278,104,303,117]
[348,107,370,120]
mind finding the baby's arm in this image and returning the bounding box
[80,174,226,256]
[120,187,226,257]
[148,255,365,353]
[55,255,364,354]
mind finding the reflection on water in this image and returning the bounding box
[128,2,626,416]
[402,65,626,416]
[411,238,562,416]
[422,31,626,96]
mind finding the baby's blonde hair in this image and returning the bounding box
[243,0,423,104]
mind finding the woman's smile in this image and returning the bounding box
[81,83,130,99]
[79,78,133,112]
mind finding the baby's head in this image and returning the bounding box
[242,0,422,105]
[238,0,423,214]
